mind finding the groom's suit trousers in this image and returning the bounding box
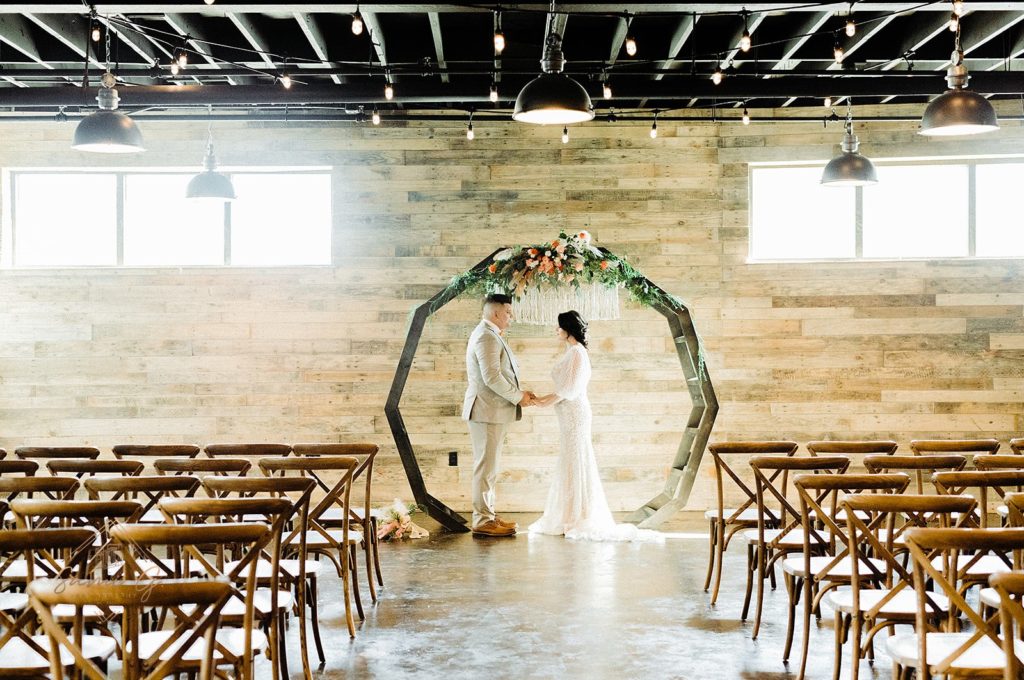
[469,420,509,527]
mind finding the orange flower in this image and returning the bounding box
[488,263,497,273]
[551,240,560,248]
[528,248,538,257]
[600,260,609,270]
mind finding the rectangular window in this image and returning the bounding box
[751,158,1024,261]
[6,169,331,267]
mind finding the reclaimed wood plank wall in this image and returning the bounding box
[1,103,1022,511]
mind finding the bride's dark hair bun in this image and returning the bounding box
[557,310,588,348]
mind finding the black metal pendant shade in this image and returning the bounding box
[512,30,594,125]
[920,48,998,136]
[72,76,144,153]
[186,136,236,201]
[822,118,878,187]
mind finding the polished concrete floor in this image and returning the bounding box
[280,513,896,680]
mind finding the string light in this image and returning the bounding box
[372,108,380,125]
[489,82,499,103]
[561,126,569,144]
[204,0,215,5]
[170,61,180,76]
[352,6,364,35]
[833,39,844,64]
[739,10,751,52]
[952,0,965,16]
[602,82,612,99]
[384,81,394,100]
[279,73,292,89]
[742,106,750,125]
[175,47,188,69]
[467,120,475,140]
[711,63,724,85]
[91,21,101,43]
[949,12,959,31]
[824,96,832,108]
[494,10,505,54]
[650,113,658,138]
[624,13,637,56]
[846,18,856,37]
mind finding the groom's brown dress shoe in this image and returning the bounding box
[471,520,516,537]
[494,516,518,530]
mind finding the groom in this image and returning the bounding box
[463,293,535,537]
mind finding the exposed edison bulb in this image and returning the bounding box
[711,65,723,85]
[466,123,475,141]
[494,30,505,54]
[953,0,965,16]
[489,83,498,103]
[205,0,215,5]
[739,30,751,53]
[177,50,188,69]
[824,96,832,108]
[602,82,612,99]
[384,83,394,100]
[949,12,959,30]
[91,24,101,43]
[649,121,658,139]
[170,61,180,76]
[372,108,380,125]
[280,74,292,89]
[833,43,844,64]
[845,19,856,37]
[351,11,364,35]
[742,107,750,125]
[625,35,637,57]
[561,126,569,144]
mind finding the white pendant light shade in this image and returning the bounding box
[513,31,594,125]
[920,48,998,136]
[72,74,144,153]
[822,116,877,187]
[186,132,235,201]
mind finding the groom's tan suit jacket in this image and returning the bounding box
[462,320,524,423]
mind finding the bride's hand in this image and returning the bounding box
[536,394,558,407]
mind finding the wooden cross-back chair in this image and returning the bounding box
[291,443,382,601]
[153,458,251,479]
[703,441,799,607]
[745,454,850,641]
[836,494,975,680]
[784,472,910,680]
[0,461,37,477]
[112,444,200,460]
[0,528,116,678]
[911,438,1001,461]
[863,454,968,495]
[0,477,78,505]
[204,444,292,459]
[84,475,201,526]
[888,527,1024,680]
[988,571,1024,680]
[46,459,144,479]
[111,522,272,680]
[14,447,101,461]
[30,577,231,680]
[159,495,303,680]
[1009,438,1024,455]
[975,455,1024,471]
[0,450,6,460]
[259,455,362,638]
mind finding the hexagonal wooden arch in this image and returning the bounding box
[385,248,719,532]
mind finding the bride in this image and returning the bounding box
[527,310,660,542]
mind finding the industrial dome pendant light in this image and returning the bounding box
[512,1,594,125]
[920,21,998,136]
[186,116,236,201]
[821,103,878,187]
[72,25,144,153]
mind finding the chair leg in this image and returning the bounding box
[741,543,755,621]
[832,611,845,680]
[371,517,384,588]
[704,519,717,592]
[277,610,289,680]
[309,575,326,663]
[364,539,377,604]
[711,521,727,606]
[782,573,797,662]
[341,548,357,638]
[350,544,365,621]
[796,577,812,680]
[752,546,766,639]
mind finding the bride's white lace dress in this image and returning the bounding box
[528,344,661,542]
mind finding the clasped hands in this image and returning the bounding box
[519,391,555,408]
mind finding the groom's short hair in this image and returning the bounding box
[484,293,512,307]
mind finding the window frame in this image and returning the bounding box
[748,155,1024,263]
[2,166,333,268]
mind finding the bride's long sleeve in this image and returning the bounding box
[553,347,590,402]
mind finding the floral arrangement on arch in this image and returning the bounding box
[443,230,680,309]
[375,499,429,541]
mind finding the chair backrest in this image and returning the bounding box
[842,494,978,622]
[30,577,230,680]
[0,449,6,460]
[1001,492,1024,527]
[15,447,101,460]
[748,454,849,546]
[910,438,1000,456]
[706,441,799,522]
[258,456,359,551]
[112,444,200,459]
[46,459,144,479]
[203,443,291,458]
[290,443,378,524]
[153,458,251,478]
[1009,438,1024,455]
[806,440,898,456]
[0,460,38,477]
[989,571,1024,680]
[83,476,201,519]
[904,527,1024,676]
[863,454,967,494]
[933,470,1024,527]
[0,477,78,504]
[974,455,1024,471]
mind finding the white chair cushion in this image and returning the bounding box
[826,587,949,616]
[886,632,1024,671]
[0,592,27,611]
[741,528,827,547]
[980,586,1001,610]
[929,554,1011,578]
[132,628,268,663]
[181,589,293,617]
[300,529,363,547]
[108,558,204,578]
[139,508,165,524]
[0,635,116,670]
[225,558,322,579]
[782,555,887,579]
[703,508,760,522]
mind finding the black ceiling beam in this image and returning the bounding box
[7,74,1024,107]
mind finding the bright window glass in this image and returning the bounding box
[750,166,855,259]
[123,174,225,265]
[229,174,332,265]
[976,163,1024,257]
[862,164,968,258]
[14,173,116,266]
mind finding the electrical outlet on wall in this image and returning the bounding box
[448,451,458,466]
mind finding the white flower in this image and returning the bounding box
[587,245,603,257]
[493,248,514,261]
[577,230,592,244]
[545,250,552,257]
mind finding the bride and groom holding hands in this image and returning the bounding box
[463,293,654,541]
